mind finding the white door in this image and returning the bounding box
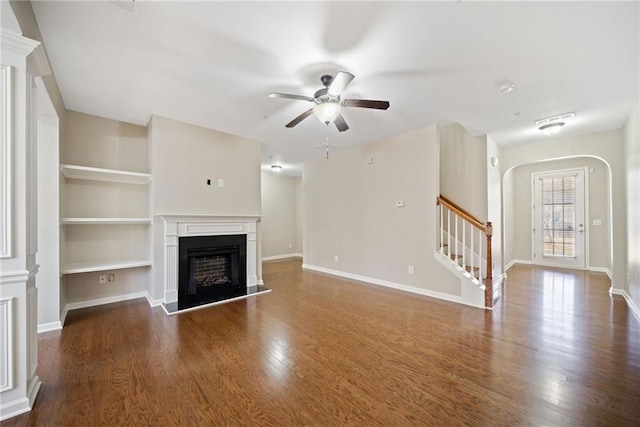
[532,168,586,269]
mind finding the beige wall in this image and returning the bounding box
[261,171,300,259]
[507,157,610,270]
[149,115,262,301]
[624,101,640,309]
[439,123,488,221]
[303,126,461,296]
[150,115,261,215]
[295,177,303,253]
[62,110,148,172]
[501,129,625,289]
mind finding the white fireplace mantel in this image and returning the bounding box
[157,214,260,304]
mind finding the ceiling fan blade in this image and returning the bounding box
[328,71,355,96]
[285,108,314,128]
[342,99,390,110]
[334,114,349,132]
[269,93,314,102]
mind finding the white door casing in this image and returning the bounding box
[532,168,587,269]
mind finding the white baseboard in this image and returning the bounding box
[589,266,612,279]
[0,396,31,421]
[0,375,40,421]
[301,263,466,306]
[505,259,532,271]
[64,291,148,313]
[145,293,164,307]
[262,253,303,262]
[610,288,640,322]
[37,320,63,334]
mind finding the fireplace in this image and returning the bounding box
[157,215,269,314]
[178,234,246,304]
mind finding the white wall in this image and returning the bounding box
[624,101,640,313]
[303,126,461,297]
[501,129,625,289]
[486,137,502,278]
[36,113,60,329]
[506,157,610,272]
[260,172,300,259]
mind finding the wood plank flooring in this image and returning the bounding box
[6,260,640,425]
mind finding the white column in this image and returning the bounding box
[0,30,51,421]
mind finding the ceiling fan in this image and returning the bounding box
[268,71,390,132]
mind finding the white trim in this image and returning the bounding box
[0,297,14,392]
[589,266,612,279]
[64,291,147,312]
[0,266,39,285]
[0,65,12,258]
[0,397,31,421]
[145,293,164,307]
[302,263,467,306]
[610,288,640,322]
[262,253,303,262]
[0,30,40,56]
[37,320,62,334]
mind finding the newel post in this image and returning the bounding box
[484,221,493,308]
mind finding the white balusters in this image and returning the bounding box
[439,204,444,253]
[478,227,483,280]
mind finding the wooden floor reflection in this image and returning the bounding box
[6,260,640,425]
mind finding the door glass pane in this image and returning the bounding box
[541,175,576,258]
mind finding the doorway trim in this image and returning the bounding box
[530,167,589,270]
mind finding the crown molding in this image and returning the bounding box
[0,30,39,57]
[27,44,51,77]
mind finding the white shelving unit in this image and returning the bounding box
[60,163,152,276]
[61,218,152,225]
[61,259,152,275]
[60,164,152,184]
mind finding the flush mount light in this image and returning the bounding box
[535,112,575,126]
[271,164,283,172]
[538,122,565,135]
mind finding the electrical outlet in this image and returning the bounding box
[288,243,292,249]
[218,179,224,188]
[334,255,339,262]
[99,275,107,284]
[108,274,115,282]
[408,266,414,275]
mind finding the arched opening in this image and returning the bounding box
[502,155,613,287]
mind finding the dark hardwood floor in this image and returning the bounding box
[6,260,640,425]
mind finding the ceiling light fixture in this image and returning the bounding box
[538,122,565,135]
[535,112,575,126]
[271,164,283,172]
[313,102,341,125]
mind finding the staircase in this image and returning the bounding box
[435,195,494,309]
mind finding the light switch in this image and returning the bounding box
[396,200,405,207]
[218,179,224,188]
[593,219,602,226]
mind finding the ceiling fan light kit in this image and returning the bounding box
[268,71,390,132]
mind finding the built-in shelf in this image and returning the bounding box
[61,218,152,225]
[60,164,152,185]
[61,259,152,275]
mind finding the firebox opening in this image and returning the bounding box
[178,234,247,307]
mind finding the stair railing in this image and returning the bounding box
[436,195,493,308]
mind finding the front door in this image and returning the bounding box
[532,168,586,269]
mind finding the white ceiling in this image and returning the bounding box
[31,1,639,176]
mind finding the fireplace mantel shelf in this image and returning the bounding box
[156,214,261,220]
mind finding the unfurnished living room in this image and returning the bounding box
[1,1,639,425]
